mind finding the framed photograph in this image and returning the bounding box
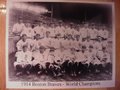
[6,0,115,89]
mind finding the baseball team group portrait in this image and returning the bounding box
[6,1,115,88]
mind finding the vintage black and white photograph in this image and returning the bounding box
[6,0,115,88]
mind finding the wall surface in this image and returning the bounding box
[0,0,120,90]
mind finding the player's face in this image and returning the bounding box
[36,34,40,40]
[76,36,80,41]
[51,24,54,28]
[65,25,68,29]
[39,23,42,26]
[34,23,38,27]
[98,37,102,42]
[102,47,107,52]
[70,25,72,28]
[22,35,27,41]
[39,48,45,53]
[59,23,62,27]
[46,31,50,38]
[60,47,64,52]
[43,23,47,27]
[71,48,75,53]
[87,38,90,42]
[23,46,27,52]
[82,46,86,53]
[89,47,93,52]
[18,19,23,24]
[26,23,31,27]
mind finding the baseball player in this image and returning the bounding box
[32,46,49,75]
[12,18,25,52]
[14,45,32,76]
[102,27,109,40]
[102,50,112,73]
[32,34,42,51]
[80,25,88,41]
[21,22,35,39]
[12,18,25,36]
[49,23,56,38]
[16,34,28,51]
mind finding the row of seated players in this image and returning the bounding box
[14,34,112,76]
[16,32,109,53]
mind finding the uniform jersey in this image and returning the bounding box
[40,37,52,48]
[84,50,95,64]
[34,25,40,35]
[88,28,97,39]
[103,52,111,64]
[50,38,62,49]
[47,51,55,63]
[80,27,88,38]
[53,49,64,65]
[62,49,76,62]
[54,26,61,36]
[12,23,25,35]
[16,39,33,51]
[94,41,103,50]
[54,49,63,60]
[69,40,80,50]
[60,26,66,37]
[34,25,39,33]
[61,39,71,49]
[91,57,101,65]
[75,51,87,64]
[70,28,76,36]
[65,27,73,35]
[33,39,42,51]
[102,40,108,48]
[98,29,104,37]
[54,26,62,37]
[103,29,109,39]
[93,28,98,38]
[34,26,45,38]
[96,50,104,61]
[32,49,49,67]
[78,28,82,36]
[64,27,68,35]
[14,50,32,66]
[26,39,35,51]
[49,27,56,38]
[21,27,35,39]
[82,40,89,50]
[73,29,79,39]
[16,39,28,51]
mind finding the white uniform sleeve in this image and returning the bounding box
[16,40,22,51]
[12,24,17,33]
[15,52,18,58]
[26,51,32,63]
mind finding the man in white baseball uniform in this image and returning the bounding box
[49,23,56,38]
[12,18,25,52]
[80,25,88,41]
[102,27,109,40]
[32,34,42,51]
[16,34,28,51]
[14,45,32,76]
[32,46,49,75]
[12,18,25,36]
[21,21,35,39]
